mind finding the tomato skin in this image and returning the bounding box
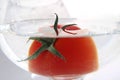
[28,37,98,76]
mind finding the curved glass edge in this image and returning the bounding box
[2,18,120,38]
[0,34,28,71]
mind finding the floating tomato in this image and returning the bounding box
[27,14,98,76]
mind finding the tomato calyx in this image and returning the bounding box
[20,13,79,61]
[20,38,65,61]
[53,13,80,35]
[62,24,78,35]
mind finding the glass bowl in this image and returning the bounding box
[0,0,120,80]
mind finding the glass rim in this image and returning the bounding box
[1,18,120,38]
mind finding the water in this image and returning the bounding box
[1,18,120,38]
[1,31,120,72]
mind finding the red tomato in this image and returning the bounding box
[28,37,98,76]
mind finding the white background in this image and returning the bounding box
[1,0,120,80]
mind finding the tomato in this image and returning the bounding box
[28,37,98,76]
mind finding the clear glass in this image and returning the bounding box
[5,0,69,23]
[0,0,120,80]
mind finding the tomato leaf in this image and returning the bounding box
[62,24,77,30]
[48,44,65,60]
[28,37,54,44]
[66,26,80,30]
[19,44,48,61]
[27,37,41,42]
[62,24,77,35]
[39,38,55,44]
[54,13,59,36]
